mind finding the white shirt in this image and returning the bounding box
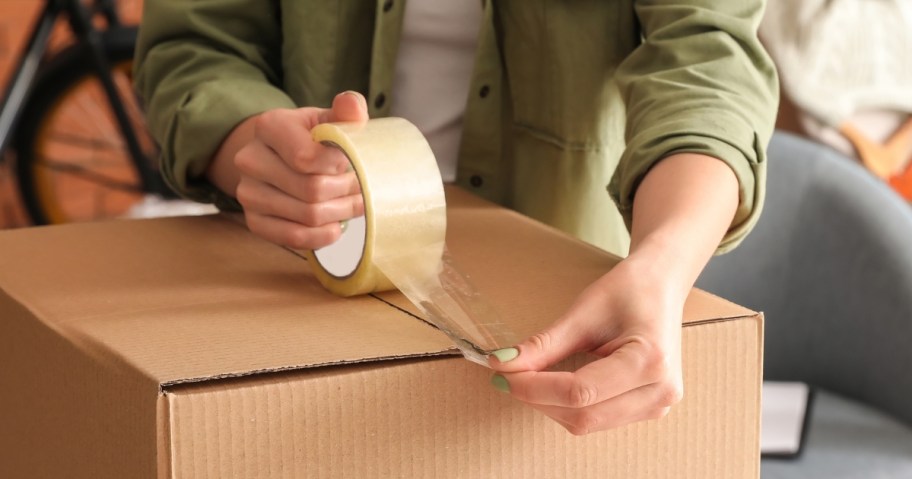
[389,0,482,183]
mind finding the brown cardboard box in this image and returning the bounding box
[0,188,763,478]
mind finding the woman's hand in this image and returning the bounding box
[207,91,369,249]
[488,253,685,435]
[489,152,741,435]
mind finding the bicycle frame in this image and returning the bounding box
[0,0,155,191]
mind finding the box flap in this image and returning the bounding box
[381,188,756,339]
[0,187,755,387]
[0,214,454,387]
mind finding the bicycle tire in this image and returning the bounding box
[14,26,158,225]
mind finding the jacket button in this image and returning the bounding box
[374,93,386,109]
[479,85,490,98]
[383,0,394,12]
[470,175,483,187]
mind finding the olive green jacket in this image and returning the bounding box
[135,0,778,255]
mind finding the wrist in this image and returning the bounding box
[207,113,262,197]
[623,235,693,304]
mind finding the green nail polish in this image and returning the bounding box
[491,347,519,363]
[491,374,510,393]
[340,220,349,233]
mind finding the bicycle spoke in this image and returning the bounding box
[62,75,152,153]
[47,131,126,151]
[80,98,120,143]
[36,157,142,193]
[20,37,158,224]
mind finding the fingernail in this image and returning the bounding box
[342,90,367,110]
[490,374,510,393]
[340,220,349,233]
[491,347,519,363]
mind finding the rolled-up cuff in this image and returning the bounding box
[609,115,767,254]
[160,78,296,211]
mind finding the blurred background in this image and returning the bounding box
[0,0,144,228]
[0,0,212,229]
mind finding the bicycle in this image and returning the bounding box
[0,0,173,225]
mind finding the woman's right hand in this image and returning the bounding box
[213,91,370,249]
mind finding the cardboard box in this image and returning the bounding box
[0,188,763,478]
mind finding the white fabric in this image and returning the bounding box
[760,0,912,126]
[389,0,482,183]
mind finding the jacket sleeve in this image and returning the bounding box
[609,0,779,253]
[134,0,296,208]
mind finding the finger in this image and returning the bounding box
[496,339,660,407]
[238,178,364,227]
[244,212,343,250]
[284,171,362,204]
[528,382,680,435]
[236,147,361,203]
[488,318,593,372]
[254,110,351,175]
[319,91,369,124]
[234,139,293,184]
[289,142,352,176]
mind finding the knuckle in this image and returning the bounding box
[641,346,670,381]
[253,110,275,136]
[235,181,255,206]
[304,202,336,227]
[233,149,253,173]
[291,148,312,171]
[324,225,342,245]
[650,407,672,421]
[567,379,599,408]
[286,227,313,250]
[568,410,600,435]
[303,175,329,201]
[298,204,316,226]
[242,212,256,232]
[300,203,326,226]
[325,147,351,173]
[528,331,553,353]
[656,383,684,407]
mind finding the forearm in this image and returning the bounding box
[627,153,740,299]
[206,115,259,197]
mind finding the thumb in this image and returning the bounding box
[488,319,587,373]
[321,91,369,124]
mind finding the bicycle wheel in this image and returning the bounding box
[14,27,158,225]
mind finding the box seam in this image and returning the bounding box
[158,350,458,389]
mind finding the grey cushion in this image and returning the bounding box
[763,389,912,479]
[697,132,912,426]
[698,132,912,474]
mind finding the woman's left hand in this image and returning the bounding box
[487,253,686,435]
[488,152,742,435]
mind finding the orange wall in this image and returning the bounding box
[0,0,144,88]
[0,0,144,229]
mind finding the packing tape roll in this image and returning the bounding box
[306,118,518,365]
[306,117,445,297]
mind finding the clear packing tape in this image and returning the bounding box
[306,118,519,367]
